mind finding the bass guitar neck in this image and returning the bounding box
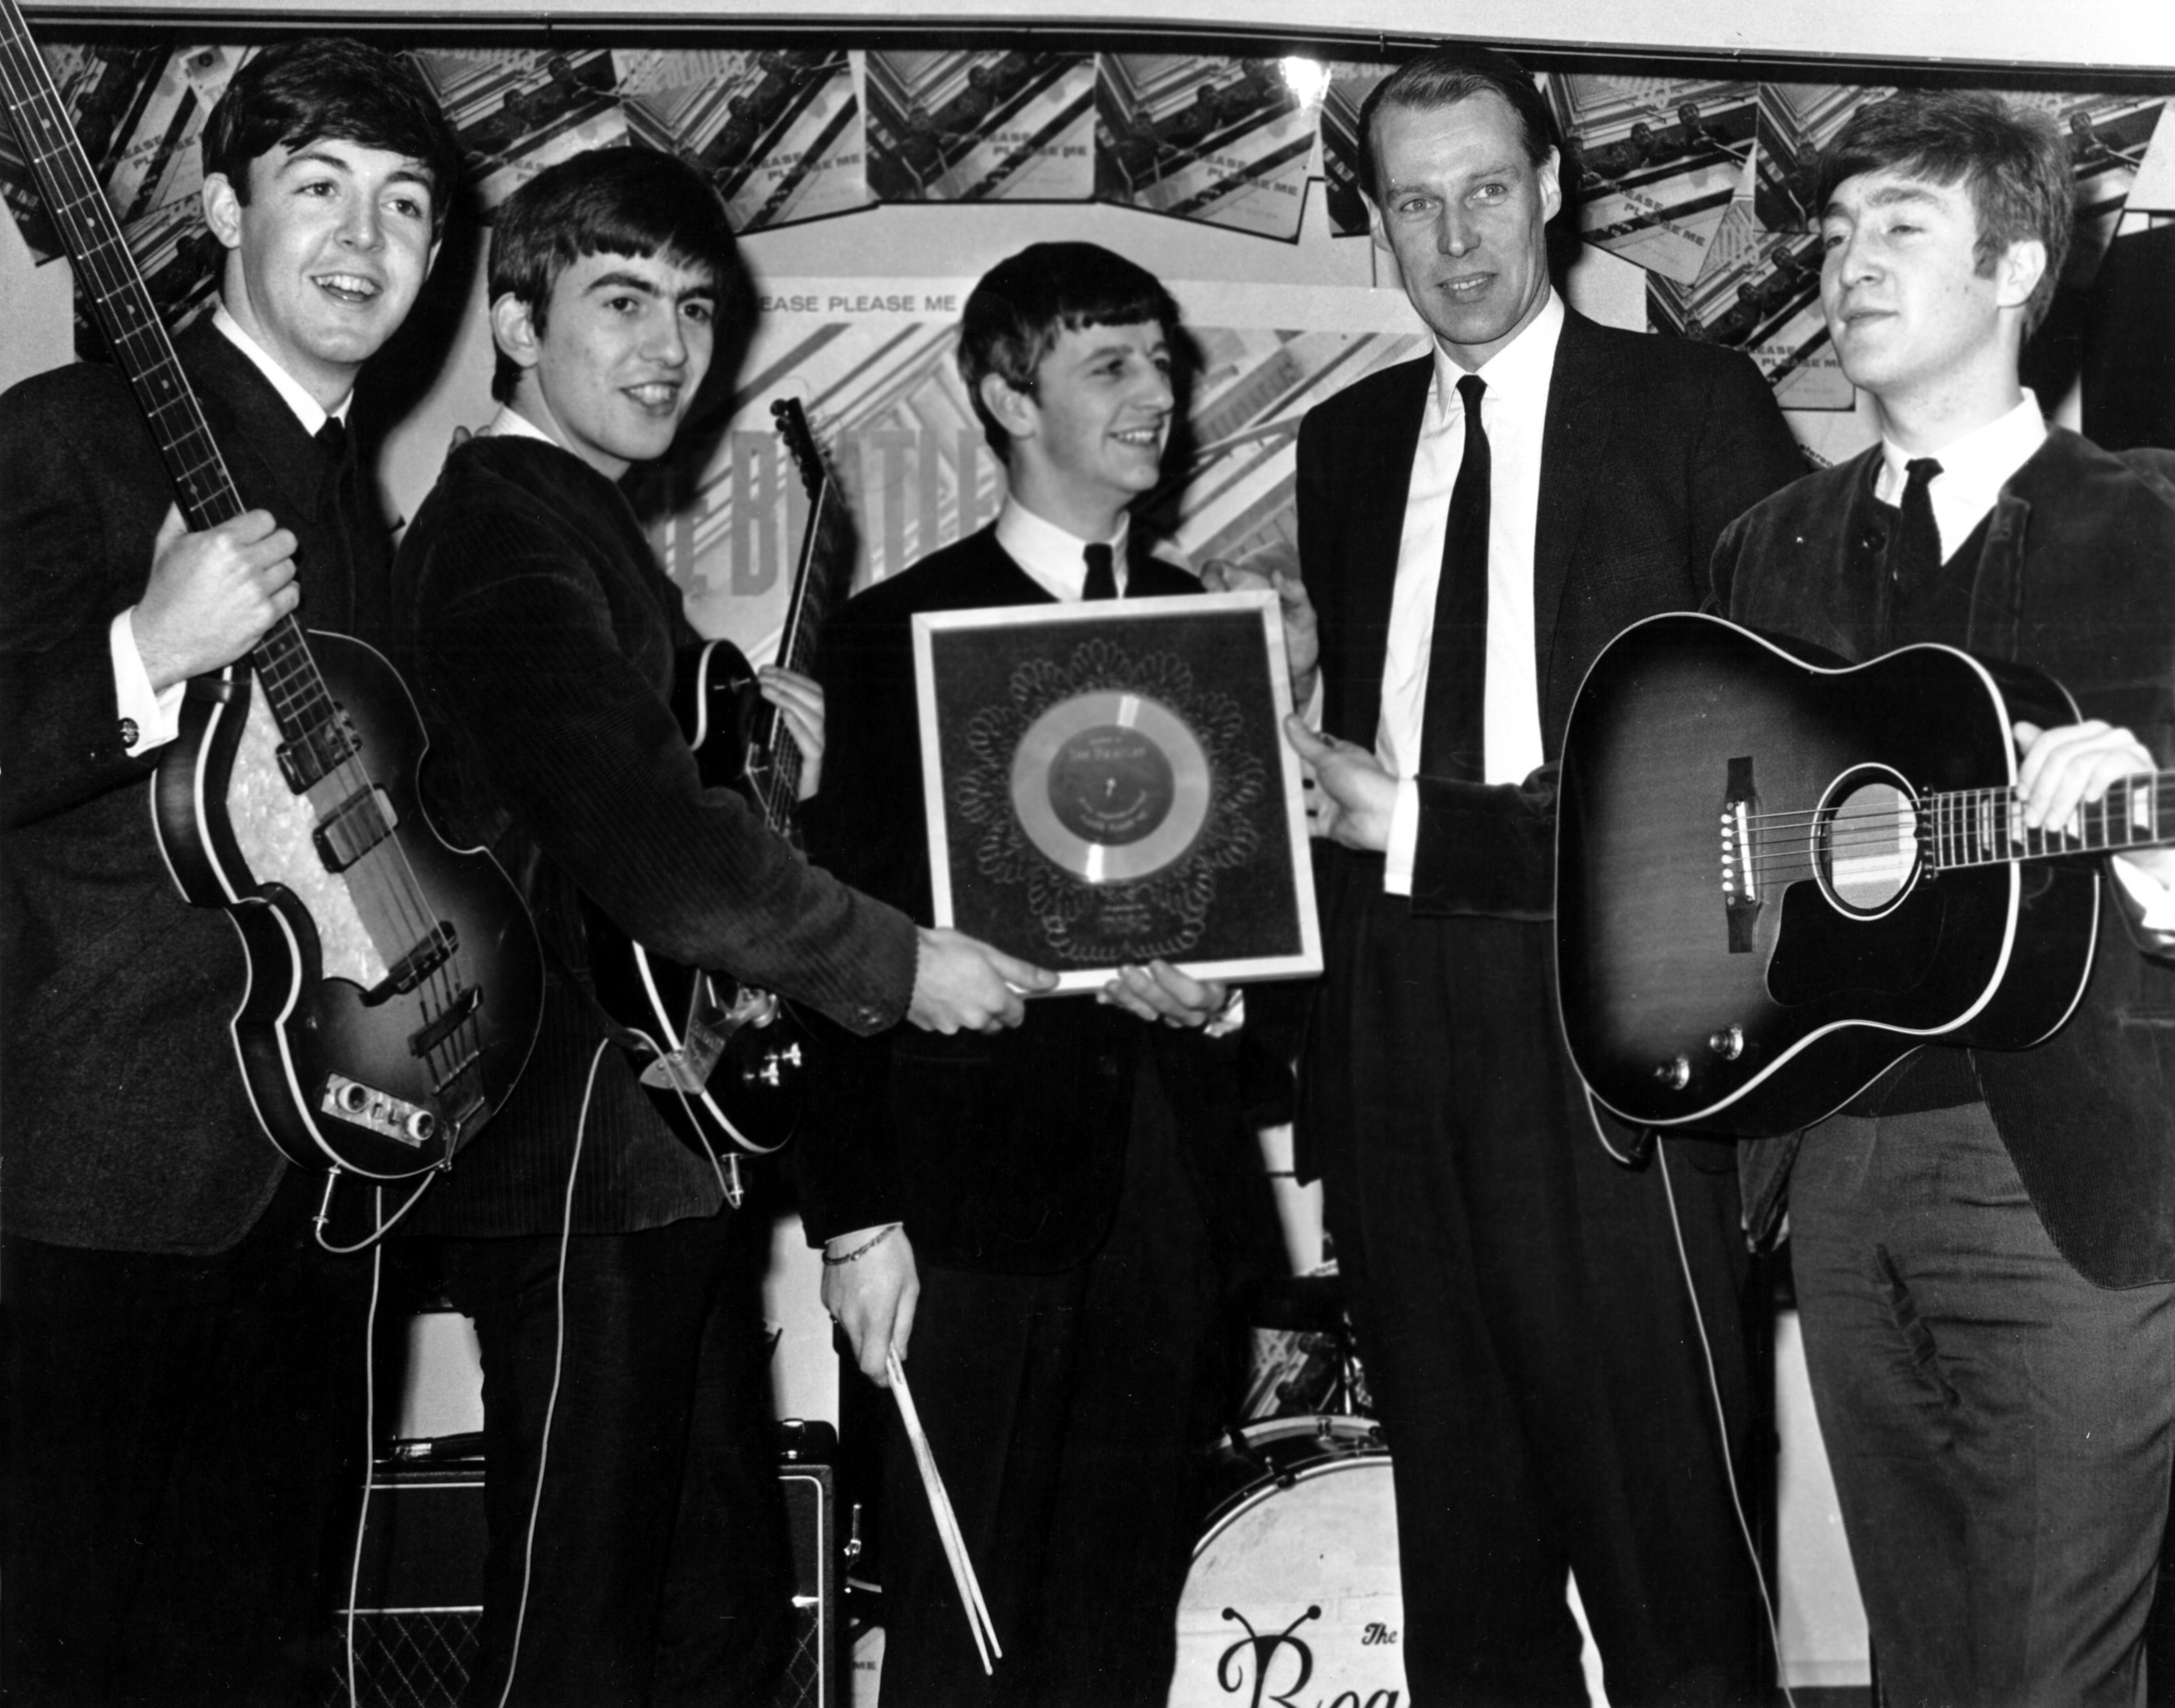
[1,6,542,1176]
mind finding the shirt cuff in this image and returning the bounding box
[1204,988,1247,1039]
[110,608,184,755]
[1382,774,1421,898]
[2113,854,2175,932]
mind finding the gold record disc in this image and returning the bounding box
[1010,691,1212,883]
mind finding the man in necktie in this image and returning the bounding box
[795,242,1273,1707]
[1263,45,1803,1704]
[0,38,462,1704]
[1714,91,2175,1702]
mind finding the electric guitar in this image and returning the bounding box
[0,6,542,1179]
[1550,610,2167,1138]
[582,397,845,1157]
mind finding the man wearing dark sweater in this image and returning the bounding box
[1716,92,2175,1701]
[795,242,1254,1707]
[392,147,1046,1707]
[0,39,463,1705]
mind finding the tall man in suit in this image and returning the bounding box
[392,148,1044,1708]
[1715,91,2175,1702]
[797,241,1256,1707]
[0,39,463,1705]
[1275,47,1805,1704]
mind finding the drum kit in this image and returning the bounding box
[1168,1273,1410,1708]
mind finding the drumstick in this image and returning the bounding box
[887,1348,1001,1673]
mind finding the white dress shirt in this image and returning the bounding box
[994,496,1130,601]
[109,304,348,754]
[1376,292,1563,895]
[1873,389,2045,555]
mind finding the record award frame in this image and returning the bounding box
[911,589,1321,993]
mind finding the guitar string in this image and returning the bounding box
[4,26,489,1154]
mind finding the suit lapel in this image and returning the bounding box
[179,319,324,521]
[1533,311,1621,686]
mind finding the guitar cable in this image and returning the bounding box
[339,1187,388,1708]
[1582,1086,1796,1704]
[1652,1130,1798,1708]
[627,1017,745,1210]
[494,1023,748,1706]
[495,1035,608,1708]
[313,1166,438,1256]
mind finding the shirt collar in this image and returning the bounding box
[482,404,562,447]
[1875,390,2047,513]
[212,302,346,434]
[994,496,1130,600]
[1429,289,1565,418]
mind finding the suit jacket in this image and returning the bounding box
[1717,430,2175,1287]
[793,525,1254,1274]
[1300,307,1806,920]
[392,434,919,1237]
[0,320,387,1253]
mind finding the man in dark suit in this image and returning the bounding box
[0,39,463,1705]
[795,242,1256,1707]
[1716,91,2175,1703]
[1273,47,1805,1705]
[391,149,1045,1708]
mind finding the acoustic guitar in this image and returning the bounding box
[1550,611,2159,1137]
[1,6,542,1179]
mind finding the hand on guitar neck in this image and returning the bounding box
[132,504,299,692]
[2015,717,2175,887]
[756,664,826,799]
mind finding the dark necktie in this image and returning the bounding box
[315,415,352,511]
[1082,540,1119,601]
[1419,373,1491,783]
[1890,455,1943,586]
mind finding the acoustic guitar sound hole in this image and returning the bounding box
[1822,779,1919,912]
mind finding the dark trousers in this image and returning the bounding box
[1,1166,373,1707]
[1306,893,1757,1707]
[877,1059,1215,1708]
[441,1205,795,1708]
[1792,1102,2175,1708]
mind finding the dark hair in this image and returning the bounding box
[957,241,1179,461]
[487,145,742,402]
[1358,45,1557,207]
[202,39,462,236]
[1817,90,2074,335]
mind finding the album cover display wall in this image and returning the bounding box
[4,35,2169,666]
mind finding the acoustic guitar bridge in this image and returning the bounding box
[1721,756,1760,954]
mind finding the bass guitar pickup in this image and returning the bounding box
[363,921,459,1004]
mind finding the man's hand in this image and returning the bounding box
[2015,719,2175,885]
[1204,557,1319,709]
[822,1224,918,1387]
[907,926,1056,1033]
[1099,959,1228,1028]
[1284,715,1396,851]
[132,504,300,691]
[760,665,826,799]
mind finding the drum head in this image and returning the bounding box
[1169,1418,1406,1706]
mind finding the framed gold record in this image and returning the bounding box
[1009,690,1211,884]
[911,589,1320,993]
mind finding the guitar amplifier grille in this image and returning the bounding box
[328,1456,832,1708]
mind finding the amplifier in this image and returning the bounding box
[329,1425,836,1708]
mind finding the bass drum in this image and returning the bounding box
[1167,1416,1409,1707]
